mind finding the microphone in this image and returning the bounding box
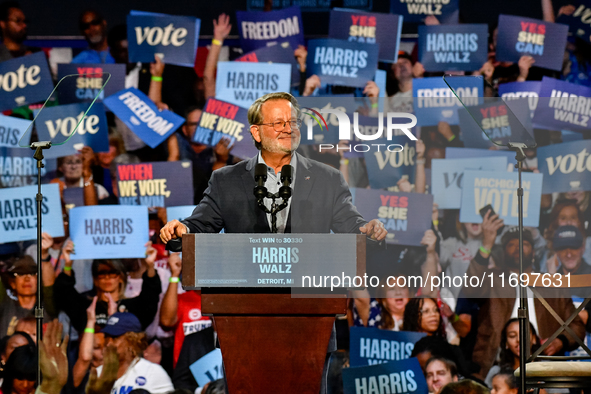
[254,163,268,201]
[279,165,293,199]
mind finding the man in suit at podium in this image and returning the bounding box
[160,92,386,392]
[160,91,387,242]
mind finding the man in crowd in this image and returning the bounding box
[463,214,586,380]
[425,357,459,394]
[72,10,114,64]
[0,1,31,60]
[553,225,591,282]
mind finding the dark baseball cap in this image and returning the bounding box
[8,256,37,275]
[101,312,142,337]
[553,225,584,250]
[501,226,534,248]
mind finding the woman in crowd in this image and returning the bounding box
[403,298,446,338]
[485,318,540,387]
[0,331,34,385]
[100,312,173,393]
[54,243,161,334]
[350,278,410,330]
[1,343,36,394]
[440,217,489,300]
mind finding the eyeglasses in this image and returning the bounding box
[13,273,37,278]
[185,121,198,128]
[80,18,102,30]
[96,270,120,279]
[257,119,301,132]
[63,160,82,166]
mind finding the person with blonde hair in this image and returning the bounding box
[97,312,172,393]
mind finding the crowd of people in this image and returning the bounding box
[0,0,590,393]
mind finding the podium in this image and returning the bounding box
[182,233,366,393]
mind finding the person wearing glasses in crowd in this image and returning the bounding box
[0,256,56,337]
[51,148,109,205]
[0,1,35,61]
[72,9,115,64]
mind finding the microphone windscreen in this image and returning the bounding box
[280,165,293,183]
[255,163,268,179]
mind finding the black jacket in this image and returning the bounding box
[54,270,161,333]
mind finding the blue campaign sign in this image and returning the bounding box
[0,52,53,111]
[63,188,84,211]
[499,81,542,120]
[537,140,591,193]
[56,63,126,104]
[557,2,591,44]
[307,39,379,89]
[236,6,305,53]
[127,11,200,68]
[117,161,194,207]
[413,77,482,127]
[189,349,224,387]
[445,147,516,165]
[431,157,508,209]
[496,15,568,72]
[166,205,195,222]
[390,0,458,24]
[534,77,591,132]
[343,358,428,394]
[460,170,543,227]
[363,137,416,189]
[349,327,426,367]
[235,43,300,87]
[35,102,109,159]
[69,205,149,259]
[0,184,64,243]
[0,114,30,147]
[0,147,53,187]
[215,62,291,109]
[352,188,432,246]
[193,98,250,152]
[328,8,402,63]
[103,88,184,148]
[418,24,489,72]
[459,99,533,149]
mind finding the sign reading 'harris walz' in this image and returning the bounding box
[127,11,200,67]
[418,24,489,72]
[306,38,379,88]
[103,88,184,148]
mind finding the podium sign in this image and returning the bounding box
[185,233,364,288]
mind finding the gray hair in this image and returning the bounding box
[247,92,301,150]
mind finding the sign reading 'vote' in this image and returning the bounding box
[128,11,200,67]
[537,140,591,193]
[0,52,53,111]
[460,170,543,227]
[35,102,109,159]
